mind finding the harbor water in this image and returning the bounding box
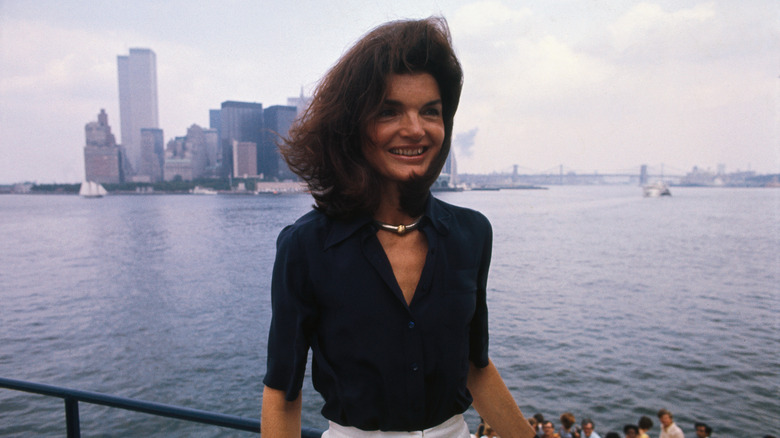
[1,186,778,436]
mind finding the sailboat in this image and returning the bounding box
[79,181,108,198]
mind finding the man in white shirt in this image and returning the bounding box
[581,419,601,438]
[657,409,684,438]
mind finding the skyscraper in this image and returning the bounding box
[83,109,127,184]
[233,140,259,178]
[262,105,298,180]
[139,128,164,182]
[117,48,159,180]
[219,101,263,178]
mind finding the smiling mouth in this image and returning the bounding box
[389,147,427,157]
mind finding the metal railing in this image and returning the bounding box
[0,376,323,437]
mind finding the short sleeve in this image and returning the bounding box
[263,226,317,401]
[468,215,492,368]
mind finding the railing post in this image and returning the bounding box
[65,397,81,438]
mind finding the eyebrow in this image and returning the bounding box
[383,98,442,107]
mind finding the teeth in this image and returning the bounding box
[390,148,425,156]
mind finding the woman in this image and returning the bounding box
[637,416,653,438]
[559,412,580,438]
[261,17,535,438]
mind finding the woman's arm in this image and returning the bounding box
[261,386,302,438]
[467,359,536,438]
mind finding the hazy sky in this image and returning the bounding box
[1,0,777,184]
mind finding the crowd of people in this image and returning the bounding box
[473,408,776,438]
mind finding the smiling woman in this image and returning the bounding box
[362,73,445,187]
[277,17,464,220]
[262,17,536,438]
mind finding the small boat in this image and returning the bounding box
[643,181,671,197]
[79,181,108,198]
[191,186,218,195]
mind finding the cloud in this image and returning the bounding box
[444,1,778,174]
[453,127,479,158]
[1,1,776,183]
[451,1,532,36]
[451,3,616,172]
[610,2,716,55]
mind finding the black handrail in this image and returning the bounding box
[0,376,323,437]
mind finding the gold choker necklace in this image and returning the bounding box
[374,216,423,235]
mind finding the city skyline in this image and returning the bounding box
[1,1,777,184]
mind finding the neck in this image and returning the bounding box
[374,185,409,224]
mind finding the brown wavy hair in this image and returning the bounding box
[280,17,463,219]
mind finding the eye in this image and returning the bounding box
[422,106,442,117]
[377,107,397,118]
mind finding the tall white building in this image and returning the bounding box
[117,48,159,179]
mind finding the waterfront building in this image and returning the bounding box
[209,109,221,132]
[262,105,298,180]
[185,125,209,179]
[117,48,159,180]
[83,109,127,184]
[163,136,191,181]
[219,101,263,178]
[138,128,164,183]
[203,128,219,177]
[162,125,213,181]
[442,150,458,187]
[233,140,259,178]
[209,109,222,173]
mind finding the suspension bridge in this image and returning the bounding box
[458,164,687,186]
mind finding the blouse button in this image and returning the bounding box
[410,363,419,372]
[408,321,415,329]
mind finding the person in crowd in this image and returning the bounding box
[529,417,538,435]
[260,16,536,438]
[603,433,620,438]
[534,414,546,437]
[693,422,711,438]
[476,417,488,437]
[559,412,581,438]
[581,418,602,438]
[476,417,500,438]
[476,418,500,438]
[542,421,561,438]
[657,409,684,438]
[623,424,639,438]
[638,416,654,438]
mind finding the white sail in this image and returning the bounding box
[80,181,107,198]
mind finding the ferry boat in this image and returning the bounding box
[190,186,218,195]
[643,181,671,197]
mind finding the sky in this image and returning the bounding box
[1,0,778,184]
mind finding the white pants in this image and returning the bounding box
[322,414,471,437]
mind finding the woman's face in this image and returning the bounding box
[363,72,445,184]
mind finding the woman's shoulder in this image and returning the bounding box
[276,209,330,245]
[430,196,491,230]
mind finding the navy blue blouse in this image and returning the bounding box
[263,195,492,431]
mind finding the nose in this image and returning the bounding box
[400,113,424,141]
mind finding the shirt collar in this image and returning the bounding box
[424,194,452,236]
[323,193,452,250]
